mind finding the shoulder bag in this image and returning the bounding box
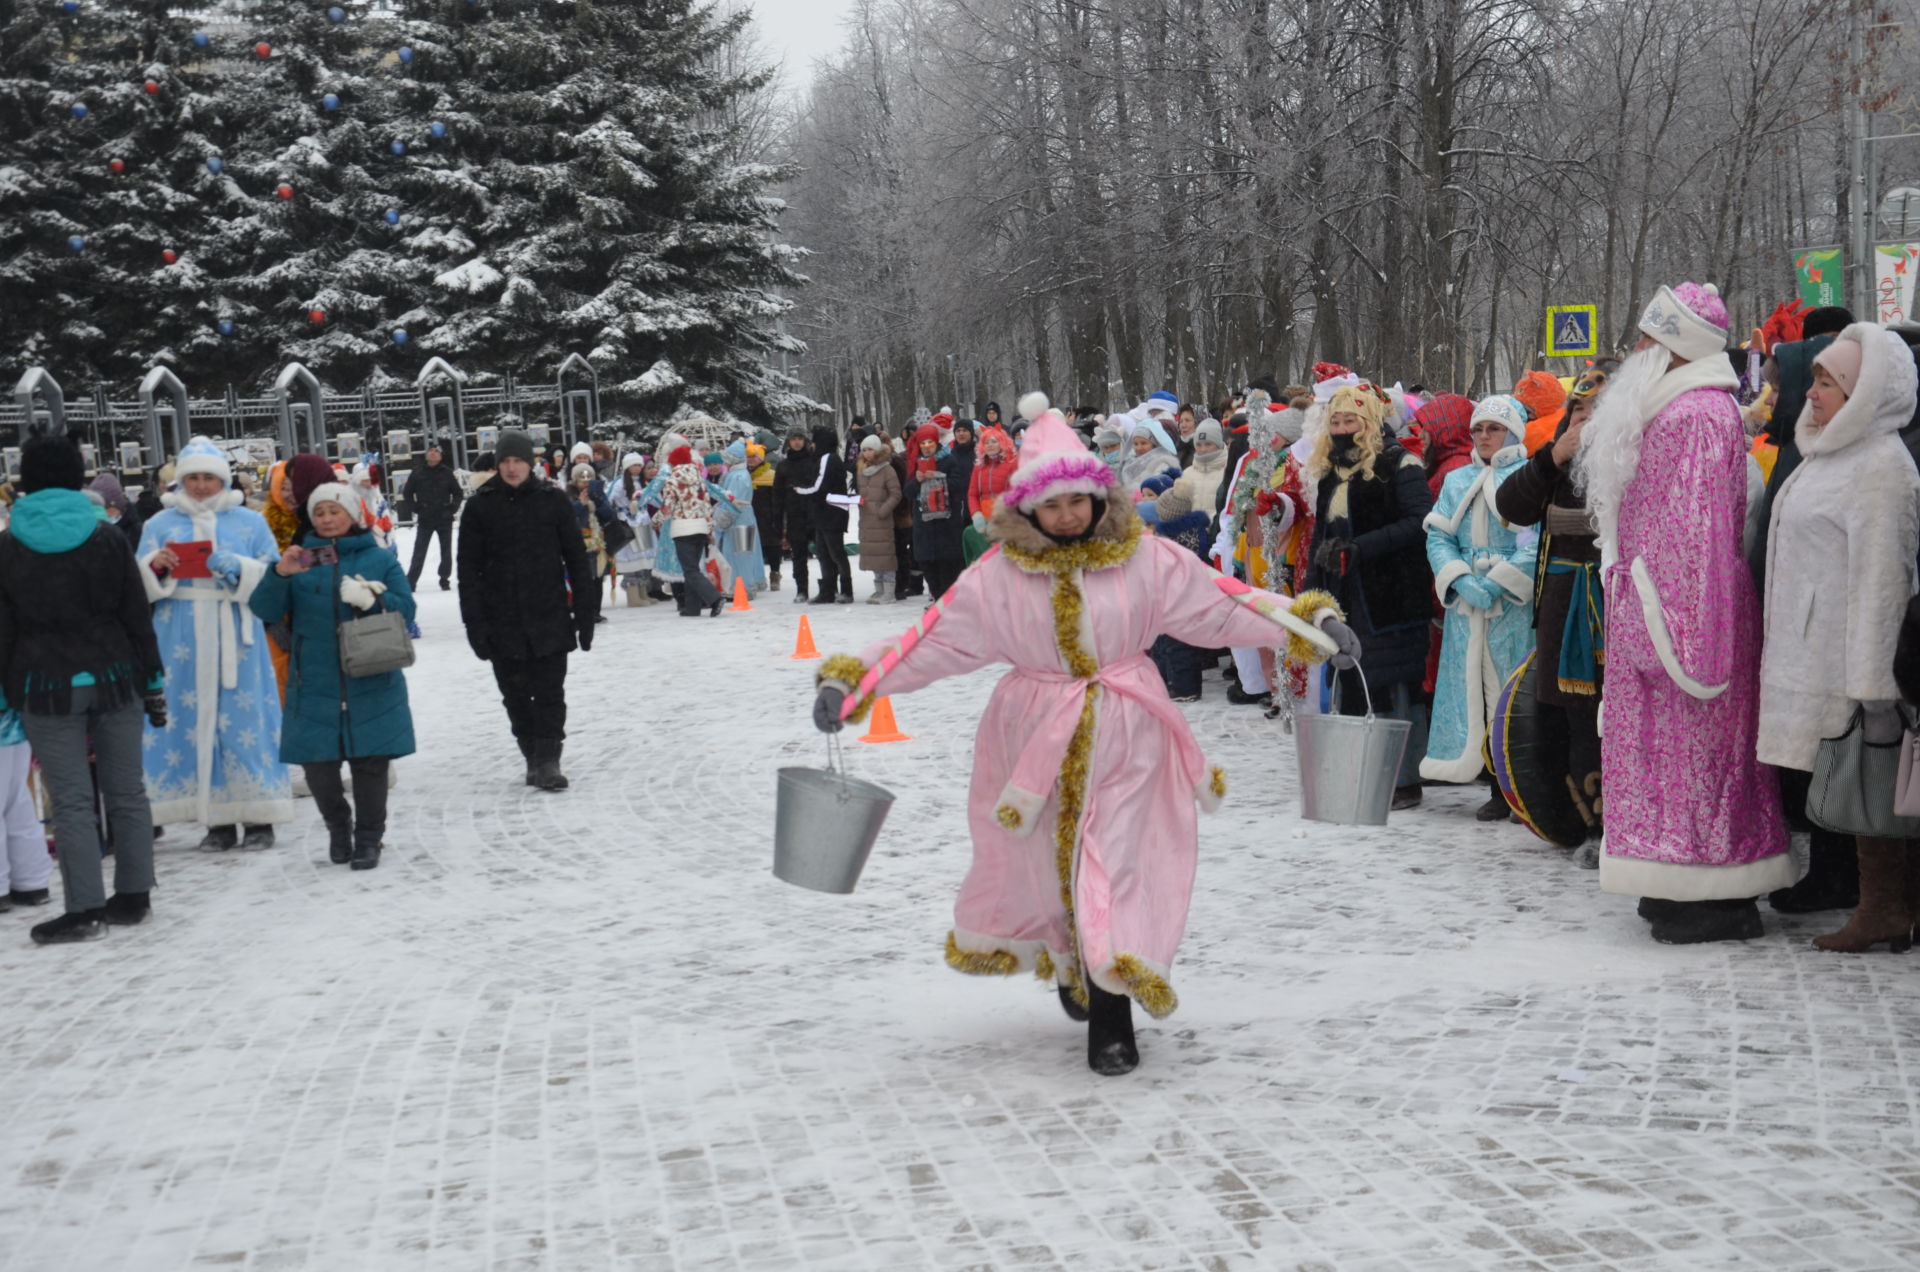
[336,568,415,678]
[1808,704,1920,838]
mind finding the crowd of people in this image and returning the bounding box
[802,281,1920,1075]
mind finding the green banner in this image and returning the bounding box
[1794,247,1844,308]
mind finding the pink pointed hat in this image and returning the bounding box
[1002,393,1116,513]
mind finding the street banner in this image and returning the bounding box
[1793,247,1844,308]
[1874,243,1920,324]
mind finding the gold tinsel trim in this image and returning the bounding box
[945,931,1019,976]
[1051,570,1099,680]
[1285,589,1344,666]
[1209,766,1227,800]
[816,654,876,722]
[995,803,1023,830]
[1046,564,1102,1009]
[1000,514,1142,576]
[1034,949,1055,981]
[1112,953,1180,1019]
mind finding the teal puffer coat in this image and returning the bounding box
[248,529,417,764]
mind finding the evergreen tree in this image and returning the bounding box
[385,0,815,423]
[0,0,216,389]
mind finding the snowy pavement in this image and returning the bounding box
[4,540,1920,1270]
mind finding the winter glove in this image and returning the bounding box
[1450,575,1500,610]
[207,550,244,582]
[1312,534,1355,578]
[466,628,493,662]
[142,691,168,730]
[337,574,387,612]
[1252,488,1282,519]
[576,620,595,654]
[813,684,847,734]
[971,512,988,535]
[1318,617,1362,672]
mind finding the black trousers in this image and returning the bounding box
[785,522,813,592]
[814,516,853,597]
[674,534,722,613]
[492,653,569,747]
[407,521,453,586]
[304,758,391,839]
[922,559,963,600]
[893,526,919,594]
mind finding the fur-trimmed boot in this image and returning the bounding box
[1814,838,1912,953]
[1086,980,1138,1076]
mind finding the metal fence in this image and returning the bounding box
[1,354,601,484]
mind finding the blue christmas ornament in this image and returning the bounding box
[391,330,409,345]
[383,208,400,225]
[206,156,223,174]
[429,121,446,139]
[193,31,208,47]
[327,5,344,21]
[323,93,340,111]
[70,103,88,120]
[397,46,414,64]
[218,319,234,336]
[67,236,85,253]
[391,140,406,156]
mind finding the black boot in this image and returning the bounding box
[1225,683,1271,707]
[1086,980,1139,1076]
[1769,831,1859,913]
[196,825,238,852]
[325,818,353,865]
[1637,896,1684,923]
[1650,898,1764,945]
[30,909,106,944]
[530,741,570,791]
[349,832,382,872]
[1057,984,1089,1022]
[7,887,50,907]
[103,891,150,926]
[519,736,536,787]
[1391,786,1423,811]
[1475,790,1513,823]
[240,824,276,850]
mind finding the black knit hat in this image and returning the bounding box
[18,435,86,494]
[495,429,536,466]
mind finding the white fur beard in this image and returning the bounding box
[1576,346,1670,558]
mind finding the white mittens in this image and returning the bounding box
[339,575,388,611]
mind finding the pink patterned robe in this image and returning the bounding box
[827,507,1334,1018]
[1597,387,1790,899]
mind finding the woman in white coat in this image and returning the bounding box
[1759,322,1920,952]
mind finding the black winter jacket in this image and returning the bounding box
[1304,445,1434,691]
[775,443,817,536]
[402,461,465,527]
[456,475,597,661]
[0,522,163,715]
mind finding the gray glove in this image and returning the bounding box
[1863,701,1906,745]
[813,685,847,734]
[1319,617,1361,671]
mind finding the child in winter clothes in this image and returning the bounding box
[855,435,903,602]
[812,393,1359,1077]
[905,422,967,600]
[249,483,416,871]
[719,441,767,595]
[967,425,1016,533]
[610,455,659,606]
[0,706,50,911]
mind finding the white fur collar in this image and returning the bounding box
[1580,349,1738,559]
[1795,323,1918,459]
[162,488,243,516]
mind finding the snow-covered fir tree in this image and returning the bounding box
[382,0,815,423]
[0,0,217,386]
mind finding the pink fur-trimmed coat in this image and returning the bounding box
[832,499,1333,1016]
[1597,385,1790,900]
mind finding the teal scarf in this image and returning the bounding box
[1546,557,1603,696]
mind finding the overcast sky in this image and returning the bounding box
[748,0,859,84]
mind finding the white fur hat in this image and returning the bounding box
[306,481,361,522]
[1469,395,1529,449]
[1638,282,1729,362]
[174,436,231,485]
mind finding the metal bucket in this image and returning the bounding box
[1295,669,1412,826]
[631,518,657,553]
[773,742,895,893]
[730,524,757,556]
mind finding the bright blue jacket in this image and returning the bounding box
[248,529,417,763]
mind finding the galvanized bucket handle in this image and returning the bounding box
[825,730,859,802]
[1329,657,1384,812]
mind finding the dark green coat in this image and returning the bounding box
[248,529,417,763]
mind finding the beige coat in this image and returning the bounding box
[856,460,902,572]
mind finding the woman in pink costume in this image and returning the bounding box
[1579,281,1791,944]
[811,394,1358,1075]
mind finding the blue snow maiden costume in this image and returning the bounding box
[136,437,295,830]
[1419,396,1538,783]
[718,440,767,593]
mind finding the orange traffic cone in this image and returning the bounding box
[790,615,821,660]
[860,696,911,744]
[729,576,753,613]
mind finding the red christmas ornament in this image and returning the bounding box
[309,308,326,324]
[144,79,159,95]
[254,41,271,59]
[161,249,177,264]
[276,182,294,200]
[108,158,125,174]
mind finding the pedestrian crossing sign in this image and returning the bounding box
[1545,305,1598,357]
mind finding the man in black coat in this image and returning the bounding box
[774,426,817,604]
[456,430,598,791]
[402,442,464,591]
[806,422,854,603]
